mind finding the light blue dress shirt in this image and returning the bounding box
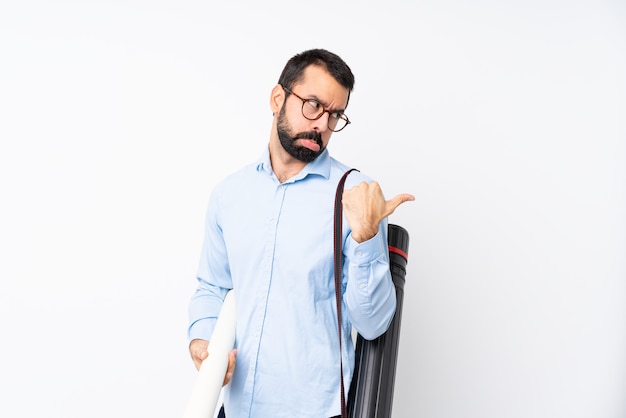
[188,148,397,418]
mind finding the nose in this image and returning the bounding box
[310,111,331,132]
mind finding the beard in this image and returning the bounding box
[276,106,325,163]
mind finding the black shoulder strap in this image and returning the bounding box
[333,168,359,418]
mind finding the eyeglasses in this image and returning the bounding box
[282,86,351,132]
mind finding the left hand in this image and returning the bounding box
[342,181,415,243]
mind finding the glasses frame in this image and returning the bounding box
[282,86,351,132]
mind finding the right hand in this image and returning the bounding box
[342,181,415,243]
[189,338,237,386]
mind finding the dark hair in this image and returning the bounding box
[277,49,355,99]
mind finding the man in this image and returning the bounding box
[188,48,414,418]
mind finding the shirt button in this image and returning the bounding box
[359,283,366,290]
[356,251,363,257]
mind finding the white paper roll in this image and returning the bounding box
[183,290,237,418]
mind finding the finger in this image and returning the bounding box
[191,346,208,360]
[227,349,237,373]
[190,340,208,370]
[192,354,204,371]
[192,350,207,370]
[384,193,415,216]
[223,349,237,386]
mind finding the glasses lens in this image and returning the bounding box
[329,115,348,132]
[302,100,323,120]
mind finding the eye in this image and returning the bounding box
[305,99,321,110]
[330,112,344,120]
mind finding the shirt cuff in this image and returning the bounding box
[187,317,217,342]
[345,231,386,263]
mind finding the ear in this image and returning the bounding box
[270,84,285,115]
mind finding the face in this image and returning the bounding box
[275,65,350,163]
[276,103,323,163]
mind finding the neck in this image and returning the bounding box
[268,141,306,183]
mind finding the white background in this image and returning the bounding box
[1,1,625,417]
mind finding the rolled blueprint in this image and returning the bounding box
[348,224,409,418]
[183,291,236,418]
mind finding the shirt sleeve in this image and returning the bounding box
[187,192,232,342]
[343,217,397,340]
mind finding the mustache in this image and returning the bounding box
[294,131,322,143]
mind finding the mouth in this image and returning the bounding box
[296,138,321,152]
[294,132,322,152]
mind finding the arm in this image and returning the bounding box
[188,189,233,340]
[342,181,414,340]
[187,192,236,381]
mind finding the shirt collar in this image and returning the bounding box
[256,146,331,182]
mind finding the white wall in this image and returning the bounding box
[1,1,624,417]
